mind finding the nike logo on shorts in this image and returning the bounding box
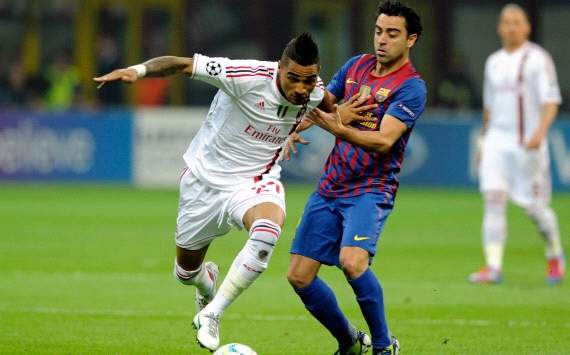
[353,235,370,241]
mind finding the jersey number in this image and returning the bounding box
[252,181,281,195]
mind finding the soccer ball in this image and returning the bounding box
[213,343,257,355]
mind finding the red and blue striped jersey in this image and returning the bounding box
[318,54,427,202]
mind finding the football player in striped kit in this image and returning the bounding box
[468,4,565,285]
[94,33,365,351]
[286,1,426,354]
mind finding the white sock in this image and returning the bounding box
[526,206,564,259]
[173,261,214,296]
[204,219,281,316]
[482,193,507,270]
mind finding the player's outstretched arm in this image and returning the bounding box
[93,56,194,87]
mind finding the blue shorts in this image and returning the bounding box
[290,191,393,267]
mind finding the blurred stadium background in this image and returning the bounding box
[1,1,569,354]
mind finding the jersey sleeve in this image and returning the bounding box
[326,55,361,100]
[536,52,562,105]
[386,78,427,128]
[191,54,275,98]
[482,57,494,110]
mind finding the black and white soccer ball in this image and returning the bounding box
[213,343,257,355]
[206,61,222,76]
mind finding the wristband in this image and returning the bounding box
[128,64,147,78]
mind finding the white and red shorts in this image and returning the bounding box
[175,169,286,250]
[479,130,551,207]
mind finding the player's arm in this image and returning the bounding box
[481,108,490,133]
[93,56,194,86]
[480,56,493,135]
[284,91,377,160]
[306,108,407,153]
[525,102,559,150]
[526,53,562,150]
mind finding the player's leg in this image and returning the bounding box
[174,245,219,310]
[288,255,368,354]
[202,201,284,317]
[468,190,508,283]
[288,192,368,354]
[514,147,564,284]
[194,179,285,350]
[339,195,396,354]
[519,152,565,283]
[470,134,509,283]
[174,170,232,350]
[525,204,565,283]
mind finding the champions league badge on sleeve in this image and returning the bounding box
[206,61,222,76]
[375,88,391,102]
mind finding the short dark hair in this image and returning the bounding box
[377,0,422,40]
[281,32,320,66]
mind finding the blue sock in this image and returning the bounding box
[294,277,354,351]
[348,268,391,348]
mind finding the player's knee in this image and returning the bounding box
[524,205,540,220]
[484,191,507,212]
[339,257,368,279]
[287,268,313,289]
[339,247,369,278]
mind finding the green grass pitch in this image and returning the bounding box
[1,184,569,354]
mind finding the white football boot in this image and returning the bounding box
[192,310,221,351]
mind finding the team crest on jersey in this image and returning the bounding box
[375,88,391,102]
[206,61,222,76]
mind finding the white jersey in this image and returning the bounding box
[483,41,561,143]
[183,54,325,190]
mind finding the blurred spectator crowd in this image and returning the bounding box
[0,0,567,115]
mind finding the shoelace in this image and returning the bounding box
[203,313,219,337]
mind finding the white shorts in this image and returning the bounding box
[479,130,551,207]
[175,169,286,250]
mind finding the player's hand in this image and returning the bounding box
[337,93,378,125]
[475,134,483,168]
[283,132,309,161]
[295,118,314,134]
[525,133,543,150]
[306,105,344,135]
[93,68,139,89]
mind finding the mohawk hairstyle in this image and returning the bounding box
[281,32,320,66]
[377,0,423,40]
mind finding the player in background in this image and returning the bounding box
[285,1,426,354]
[469,4,565,284]
[94,33,373,351]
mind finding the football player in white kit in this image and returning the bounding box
[94,34,334,350]
[469,4,565,284]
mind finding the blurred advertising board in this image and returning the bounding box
[1,109,568,191]
[132,108,206,188]
[0,111,132,182]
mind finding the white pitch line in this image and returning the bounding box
[0,306,569,328]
